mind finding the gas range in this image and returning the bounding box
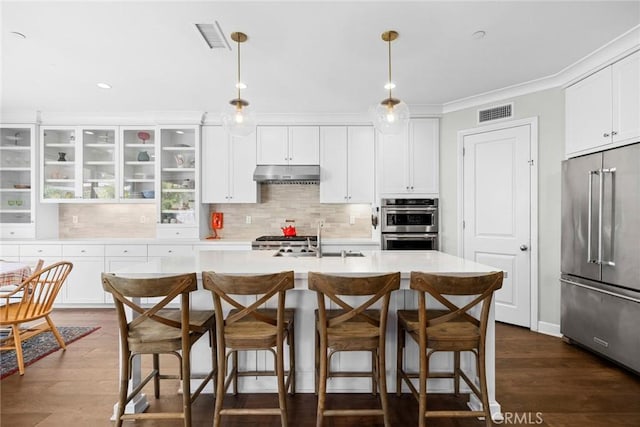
[251,235,318,252]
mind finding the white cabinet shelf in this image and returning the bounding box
[41,126,118,202]
[0,124,36,238]
[157,126,200,234]
[120,126,156,201]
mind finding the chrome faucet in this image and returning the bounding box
[316,222,323,258]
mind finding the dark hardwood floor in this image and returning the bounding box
[1,309,639,426]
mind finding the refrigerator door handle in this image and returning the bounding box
[601,168,616,266]
[587,170,599,264]
[598,168,604,265]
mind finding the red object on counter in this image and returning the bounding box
[281,226,297,237]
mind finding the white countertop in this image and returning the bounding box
[113,249,497,282]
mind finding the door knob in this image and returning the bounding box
[520,244,528,251]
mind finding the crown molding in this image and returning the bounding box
[443,25,640,114]
[37,111,205,125]
[0,110,41,124]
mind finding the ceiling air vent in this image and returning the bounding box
[195,21,230,50]
[478,103,513,124]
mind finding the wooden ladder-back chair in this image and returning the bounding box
[0,261,73,375]
[396,271,503,427]
[308,271,400,427]
[101,272,216,427]
[202,270,295,427]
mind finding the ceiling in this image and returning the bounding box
[2,1,639,117]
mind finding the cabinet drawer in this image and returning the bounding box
[1,226,35,240]
[105,245,147,257]
[148,245,194,257]
[0,244,20,258]
[63,244,105,257]
[20,244,62,257]
[156,227,199,240]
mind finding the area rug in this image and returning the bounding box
[0,326,100,379]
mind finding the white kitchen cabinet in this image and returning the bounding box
[320,126,374,203]
[157,126,200,237]
[61,244,106,304]
[120,126,156,202]
[0,244,19,261]
[566,50,640,157]
[201,126,258,203]
[1,124,36,238]
[257,126,319,165]
[40,126,118,202]
[378,118,439,196]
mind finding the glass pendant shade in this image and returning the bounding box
[370,99,410,135]
[222,104,256,137]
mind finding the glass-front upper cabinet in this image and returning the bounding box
[41,126,80,200]
[158,126,198,227]
[120,127,155,201]
[81,127,117,200]
[41,126,118,201]
[0,124,36,237]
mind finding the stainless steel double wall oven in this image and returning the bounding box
[381,198,439,250]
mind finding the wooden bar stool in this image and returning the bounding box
[101,272,216,427]
[202,271,295,427]
[396,271,503,427]
[308,271,400,427]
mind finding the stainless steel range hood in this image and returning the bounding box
[253,165,320,184]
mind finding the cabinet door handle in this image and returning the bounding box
[611,131,618,136]
[123,250,128,253]
[603,132,610,138]
[81,249,86,253]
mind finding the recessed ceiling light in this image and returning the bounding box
[175,130,185,135]
[472,30,486,40]
[10,31,26,39]
[235,82,247,89]
[96,82,112,89]
[384,82,396,90]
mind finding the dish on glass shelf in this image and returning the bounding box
[14,184,31,189]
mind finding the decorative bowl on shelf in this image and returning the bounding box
[13,184,31,189]
[142,190,155,199]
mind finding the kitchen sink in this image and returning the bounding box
[272,251,364,258]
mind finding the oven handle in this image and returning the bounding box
[382,207,438,212]
[383,234,438,240]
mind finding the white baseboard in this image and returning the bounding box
[537,321,561,338]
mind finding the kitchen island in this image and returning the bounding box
[112,249,502,420]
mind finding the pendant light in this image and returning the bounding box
[221,31,256,137]
[370,30,410,135]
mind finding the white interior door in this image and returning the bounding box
[463,124,531,327]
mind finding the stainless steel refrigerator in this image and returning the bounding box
[561,142,640,374]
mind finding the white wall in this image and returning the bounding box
[439,88,564,325]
